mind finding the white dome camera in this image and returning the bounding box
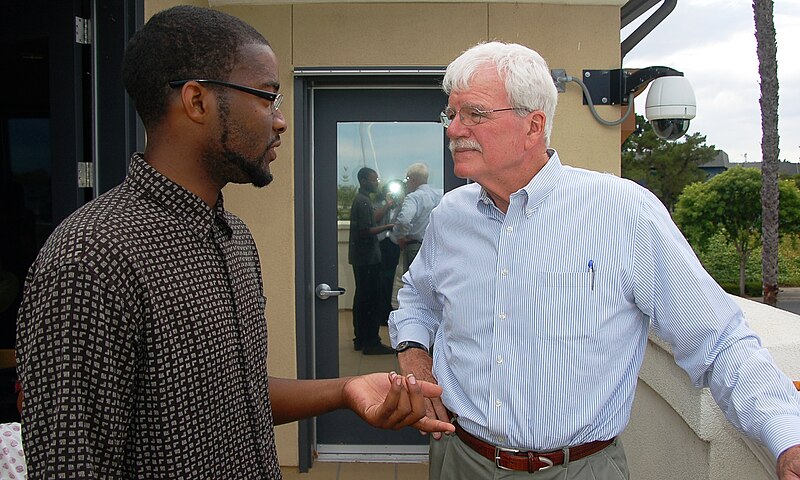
[645,76,696,140]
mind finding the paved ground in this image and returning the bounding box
[776,287,800,316]
[748,287,800,316]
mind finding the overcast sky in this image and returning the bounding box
[622,0,800,164]
[337,122,444,187]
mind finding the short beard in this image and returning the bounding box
[206,92,274,188]
[223,148,273,187]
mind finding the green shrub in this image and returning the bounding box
[694,232,800,294]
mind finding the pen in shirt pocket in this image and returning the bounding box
[588,259,595,291]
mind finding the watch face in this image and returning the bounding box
[396,342,409,351]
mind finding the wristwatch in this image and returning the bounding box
[395,340,429,354]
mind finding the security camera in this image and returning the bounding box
[645,76,696,140]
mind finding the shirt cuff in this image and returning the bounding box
[391,324,431,349]
[761,414,800,459]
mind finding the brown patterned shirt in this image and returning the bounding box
[16,153,281,479]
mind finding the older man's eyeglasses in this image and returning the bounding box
[439,105,529,128]
[169,79,283,113]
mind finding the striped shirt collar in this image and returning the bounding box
[476,148,564,215]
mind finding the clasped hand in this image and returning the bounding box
[343,371,455,434]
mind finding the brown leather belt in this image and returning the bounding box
[454,422,614,473]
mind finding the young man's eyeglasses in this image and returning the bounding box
[440,105,530,128]
[169,79,283,113]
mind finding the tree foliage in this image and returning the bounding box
[787,173,800,191]
[337,185,358,221]
[622,114,717,211]
[674,167,800,296]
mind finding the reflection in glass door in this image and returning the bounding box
[309,84,463,459]
[336,121,443,379]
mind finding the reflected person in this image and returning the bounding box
[348,167,395,354]
[376,180,402,325]
[390,163,443,272]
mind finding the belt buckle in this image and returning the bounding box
[494,446,555,472]
[533,455,555,471]
[494,446,520,471]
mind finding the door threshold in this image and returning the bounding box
[316,444,429,463]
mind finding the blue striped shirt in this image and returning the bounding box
[390,184,444,243]
[389,151,800,457]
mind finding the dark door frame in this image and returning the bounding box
[293,68,465,471]
[93,0,145,195]
[1,0,143,222]
[0,0,143,416]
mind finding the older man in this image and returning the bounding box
[390,163,443,272]
[390,41,800,479]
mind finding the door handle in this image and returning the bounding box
[316,283,346,300]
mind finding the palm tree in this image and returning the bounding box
[754,0,780,306]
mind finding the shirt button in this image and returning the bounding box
[526,209,534,217]
[496,355,503,364]
[498,312,506,320]
[495,399,502,407]
[501,268,508,277]
[506,226,514,233]
[495,435,505,443]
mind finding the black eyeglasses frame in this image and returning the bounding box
[169,79,283,111]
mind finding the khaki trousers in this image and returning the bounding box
[403,242,421,272]
[429,433,630,480]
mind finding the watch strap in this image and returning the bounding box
[396,340,429,354]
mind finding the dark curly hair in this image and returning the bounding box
[357,167,377,183]
[122,6,269,128]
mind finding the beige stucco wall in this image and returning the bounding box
[145,0,623,467]
[289,2,622,171]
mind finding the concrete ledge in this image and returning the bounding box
[624,296,800,480]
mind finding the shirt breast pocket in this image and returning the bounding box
[533,271,599,339]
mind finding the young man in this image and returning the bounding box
[16,6,452,478]
[390,41,800,479]
[348,167,395,354]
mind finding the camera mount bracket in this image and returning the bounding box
[578,66,683,106]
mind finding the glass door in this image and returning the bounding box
[309,84,463,458]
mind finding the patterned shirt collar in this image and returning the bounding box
[127,153,231,240]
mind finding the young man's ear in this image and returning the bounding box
[175,81,216,124]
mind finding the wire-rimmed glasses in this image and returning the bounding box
[440,105,530,128]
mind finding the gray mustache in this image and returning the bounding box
[449,139,482,154]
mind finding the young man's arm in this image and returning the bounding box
[17,263,137,478]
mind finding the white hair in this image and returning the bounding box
[443,41,558,145]
[405,163,429,183]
